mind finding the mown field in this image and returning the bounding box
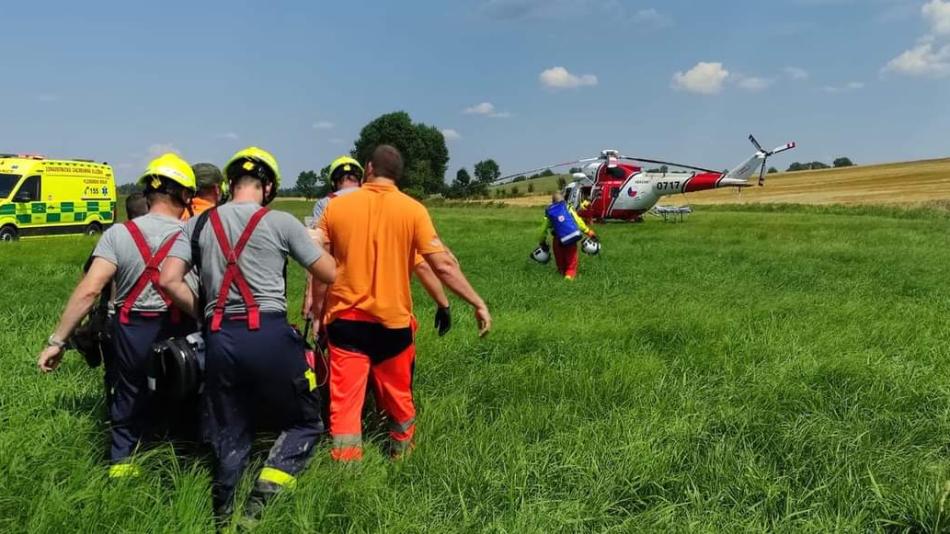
[490,157,950,208]
[2,201,950,532]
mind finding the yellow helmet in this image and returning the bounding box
[328,156,364,183]
[224,146,280,205]
[138,153,197,192]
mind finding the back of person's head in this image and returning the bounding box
[192,163,224,195]
[551,191,564,203]
[125,192,148,220]
[369,145,404,182]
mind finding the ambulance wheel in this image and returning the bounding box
[84,222,103,236]
[0,225,17,242]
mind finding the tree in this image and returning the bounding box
[527,183,535,193]
[296,170,320,200]
[768,167,779,174]
[352,111,449,195]
[455,167,471,187]
[474,159,501,184]
[540,168,554,177]
[569,167,582,174]
[557,176,567,189]
[833,157,855,168]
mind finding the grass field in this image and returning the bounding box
[3,201,950,532]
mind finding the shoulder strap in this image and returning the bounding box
[208,207,270,332]
[191,208,212,271]
[118,222,181,324]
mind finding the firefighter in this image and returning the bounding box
[125,192,148,220]
[37,153,197,477]
[538,191,596,281]
[317,144,490,462]
[159,147,336,521]
[183,162,225,219]
[305,155,452,336]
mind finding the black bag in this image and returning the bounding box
[69,254,114,368]
[148,333,206,401]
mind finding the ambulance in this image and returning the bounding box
[0,154,116,240]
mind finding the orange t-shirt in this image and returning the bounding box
[181,197,216,221]
[320,181,445,328]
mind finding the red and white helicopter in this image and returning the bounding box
[495,135,796,222]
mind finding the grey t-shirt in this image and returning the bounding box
[169,202,322,319]
[309,186,358,228]
[93,213,186,313]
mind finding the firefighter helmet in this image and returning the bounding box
[531,244,551,264]
[139,153,197,192]
[581,237,601,256]
[224,146,281,205]
[328,156,364,185]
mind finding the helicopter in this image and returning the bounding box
[495,135,796,222]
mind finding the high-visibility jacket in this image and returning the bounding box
[539,202,592,245]
[181,197,216,221]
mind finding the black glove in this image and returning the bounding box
[435,306,452,336]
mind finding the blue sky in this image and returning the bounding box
[1,0,948,185]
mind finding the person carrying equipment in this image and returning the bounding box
[317,145,491,462]
[305,155,452,337]
[182,163,226,220]
[538,191,596,281]
[37,153,198,478]
[159,147,336,522]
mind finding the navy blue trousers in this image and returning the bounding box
[106,313,194,463]
[202,313,323,510]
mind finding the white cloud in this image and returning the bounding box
[883,42,950,77]
[735,75,773,91]
[147,143,181,158]
[312,121,334,130]
[923,0,950,35]
[784,67,810,80]
[632,8,672,27]
[216,132,239,140]
[463,101,510,118]
[671,62,730,94]
[822,81,866,93]
[539,66,598,90]
[440,128,461,141]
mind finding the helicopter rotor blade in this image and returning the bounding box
[748,134,765,153]
[618,155,719,174]
[491,157,601,185]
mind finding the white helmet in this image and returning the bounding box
[531,246,551,264]
[582,238,601,256]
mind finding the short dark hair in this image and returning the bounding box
[371,145,404,181]
[125,192,148,219]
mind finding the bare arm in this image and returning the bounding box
[413,261,449,308]
[159,257,199,320]
[37,259,116,372]
[308,253,336,285]
[423,251,491,336]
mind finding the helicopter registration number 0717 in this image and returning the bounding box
[654,180,683,191]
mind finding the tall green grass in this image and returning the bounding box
[2,202,950,532]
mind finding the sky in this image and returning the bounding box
[1,0,949,185]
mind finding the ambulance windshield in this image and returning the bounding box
[0,174,20,199]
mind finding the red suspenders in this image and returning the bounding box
[207,207,270,332]
[119,221,181,325]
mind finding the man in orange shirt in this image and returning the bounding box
[182,163,225,220]
[318,145,491,461]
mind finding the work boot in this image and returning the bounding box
[240,480,283,528]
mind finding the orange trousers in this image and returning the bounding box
[327,315,417,461]
[553,240,579,278]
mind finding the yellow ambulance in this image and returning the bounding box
[0,154,116,240]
